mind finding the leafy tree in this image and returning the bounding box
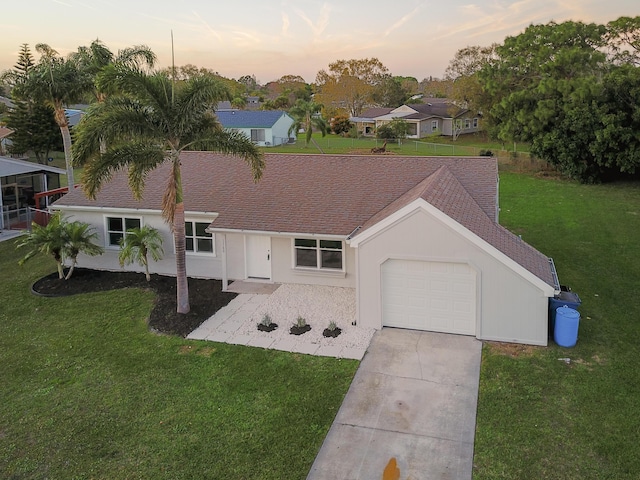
[1,44,62,163]
[376,123,394,141]
[231,96,247,109]
[606,16,640,65]
[479,20,610,180]
[330,114,352,136]
[315,58,389,116]
[287,99,328,147]
[6,102,62,163]
[371,76,411,108]
[591,65,640,176]
[118,225,164,281]
[389,118,410,144]
[445,44,497,118]
[375,118,409,143]
[17,212,103,280]
[73,66,264,314]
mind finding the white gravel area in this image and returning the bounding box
[237,284,376,351]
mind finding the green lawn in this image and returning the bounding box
[0,244,358,479]
[265,132,531,159]
[473,173,640,479]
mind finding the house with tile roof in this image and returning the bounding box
[351,101,480,138]
[53,152,559,345]
[216,110,295,147]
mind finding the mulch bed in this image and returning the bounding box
[31,268,237,337]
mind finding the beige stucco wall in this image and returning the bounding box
[269,236,355,288]
[59,206,356,290]
[57,209,223,279]
[354,207,551,345]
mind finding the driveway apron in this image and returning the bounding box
[307,328,482,480]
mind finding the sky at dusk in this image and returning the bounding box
[1,0,638,84]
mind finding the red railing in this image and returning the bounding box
[32,184,78,226]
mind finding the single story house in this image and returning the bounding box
[1,156,65,229]
[53,153,559,346]
[351,101,480,138]
[216,110,295,147]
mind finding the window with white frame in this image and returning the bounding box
[294,239,343,270]
[250,129,265,142]
[185,221,214,254]
[473,118,479,128]
[431,120,438,132]
[464,118,471,129]
[106,216,141,246]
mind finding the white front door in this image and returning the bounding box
[246,235,271,279]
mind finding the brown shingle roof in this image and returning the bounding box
[55,152,553,286]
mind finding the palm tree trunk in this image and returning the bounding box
[173,203,190,314]
[64,259,76,280]
[53,106,75,187]
[143,258,150,282]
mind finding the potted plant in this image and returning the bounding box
[323,321,342,338]
[290,315,311,335]
[257,313,278,332]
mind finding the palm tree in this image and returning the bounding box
[287,99,328,148]
[73,66,264,314]
[17,213,103,280]
[17,212,67,279]
[15,44,94,187]
[119,226,164,282]
[62,221,104,280]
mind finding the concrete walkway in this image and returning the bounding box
[307,328,482,480]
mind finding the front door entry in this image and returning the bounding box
[246,235,271,279]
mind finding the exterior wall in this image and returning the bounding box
[271,114,295,145]
[59,208,355,290]
[59,209,223,279]
[235,127,275,147]
[355,208,550,345]
[269,236,355,288]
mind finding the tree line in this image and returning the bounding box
[446,16,640,182]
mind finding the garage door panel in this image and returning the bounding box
[382,259,476,335]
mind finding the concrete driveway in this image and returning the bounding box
[307,328,482,480]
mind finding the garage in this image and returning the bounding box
[381,259,476,335]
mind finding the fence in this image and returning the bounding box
[0,207,50,231]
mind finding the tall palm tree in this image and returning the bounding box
[73,66,264,314]
[287,99,328,148]
[119,226,164,282]
[15,44,94,187]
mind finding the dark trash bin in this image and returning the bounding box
[554,306,580,347]
[548,288,581,336]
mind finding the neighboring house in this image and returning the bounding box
[216,110,296,147]
[0,127,13,156]
[65,109,84,128]
[0,155,65,229]
[351,101,481,138]
[53,153,560,346]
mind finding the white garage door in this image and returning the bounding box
[381,259,476,335]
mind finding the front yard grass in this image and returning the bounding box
[473,173,640,479]
[0,243,358,479]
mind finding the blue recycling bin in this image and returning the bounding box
[549,290,581,336]
[554,306,580,347]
